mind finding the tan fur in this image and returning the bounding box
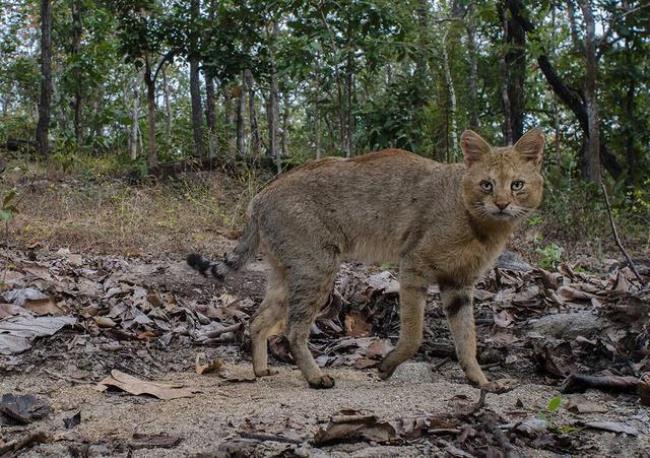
[202,129,544,388]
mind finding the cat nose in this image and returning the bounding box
[495,202,510,211]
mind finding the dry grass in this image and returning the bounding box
[1,160,645,265]
[2,165,263,257]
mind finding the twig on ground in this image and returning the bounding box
[238,432,303,444]
[601,181,644,285]
[472,389,487,413]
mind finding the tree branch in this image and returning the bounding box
[153,49,178,83]
[600,181,644,285]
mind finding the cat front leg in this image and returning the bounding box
[378,271,427,379]
[439,285,489,386]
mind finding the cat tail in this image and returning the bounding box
[187,213,260,280]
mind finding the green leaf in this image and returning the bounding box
[547,395,561,413]
[0,210,12,222]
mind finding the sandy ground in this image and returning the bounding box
[1,358,647,457]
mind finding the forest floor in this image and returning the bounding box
[0,169,649,457]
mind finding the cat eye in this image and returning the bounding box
[479,180,493,193]
[511,180,525,191]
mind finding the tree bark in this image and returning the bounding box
[35,0,52,156]
[144,54,157,169]
[189,0,205,158]
[71,0,83,145]
[578,0,601,183]
[244,69,260,158]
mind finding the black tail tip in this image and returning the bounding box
[187,253,206,271]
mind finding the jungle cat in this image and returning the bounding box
[188,128,544,390]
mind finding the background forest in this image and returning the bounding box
[0,0,649,251]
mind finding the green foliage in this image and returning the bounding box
[546,395,562,414]
[536,243,564,270]
[0,189,19,223]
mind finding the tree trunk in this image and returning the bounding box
[442,26,458,159]
[579,0,601,183]
[501,0,526,142]
[128,78,141,160]
[222,85,233,154]
[236,79,245,157]
[281,91,289,158]
[162,66,172,138]
[244,69,260,159]
[504,0,621,180]
[71,0,83,146]
[189,0,204,159]
[465,4,480,130]
[144,54,157,169]
[345,51,354,157]
[35,0,52,156]
[267,21,281,173]
[204,75,218,158]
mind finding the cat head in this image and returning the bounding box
[460,128,544,223]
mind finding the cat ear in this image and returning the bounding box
[460,130,491,167]
[514,128,544,166]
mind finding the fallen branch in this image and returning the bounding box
[561,373,639,394]
[601,181,644,285]
[238,432,303,444]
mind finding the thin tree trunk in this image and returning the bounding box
[222,85,232,154]
[267,21,281,172]
[204,75,217,158]
[236,79,245,157]
[281,91,289,158]
[189,0,204,158]
[579,0,601,183]
[465,4,480,130]
[162,66,172,138]
[501,0,525,143]
[128,78,141,160]
[442,26,458,159]
[345,51,353,157]
[71,0,83,145]
[244,69,260,158]
[35,0,52,156]
[144,54,157,169]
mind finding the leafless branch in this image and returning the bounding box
[600,181,644,285]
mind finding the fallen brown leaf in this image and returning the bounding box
[96,370,195,400]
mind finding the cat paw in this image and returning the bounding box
[254,368,279,377]
[377,361,396,380]
[308,375,336,389]
[480,378,518,394]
